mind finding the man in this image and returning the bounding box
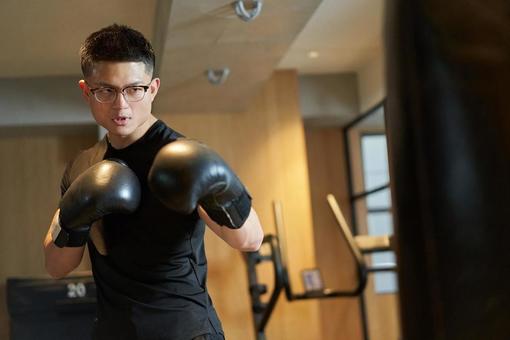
[43,24,264,340]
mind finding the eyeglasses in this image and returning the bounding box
[88,82,152,103]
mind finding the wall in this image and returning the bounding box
[0,125,97,339]
[299,51,399,340]
[296,70,365,339]
[0,76,92,126]
[304,126,364,340]
[357,50,386,112]
[299,73,359,126]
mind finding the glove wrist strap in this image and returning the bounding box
[205,190,252,229]
[50,216,89,248]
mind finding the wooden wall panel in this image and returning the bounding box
[0,125,97,339]
[160,70,322,339]
[304,126,364,340]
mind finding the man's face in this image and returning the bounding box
[81,61,160,147]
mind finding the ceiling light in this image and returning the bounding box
[307,51,319,59]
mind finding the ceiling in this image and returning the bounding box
[0,0,384,112]
[279,0,383,74]
[0,0,157,78]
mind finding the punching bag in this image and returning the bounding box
[385,1,510,339]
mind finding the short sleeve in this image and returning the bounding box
[60,159,75,197]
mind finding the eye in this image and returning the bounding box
[96,88,115,95]
[125,86,145,95]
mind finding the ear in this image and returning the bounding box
[78,79,91,102]
[149,78,161,102]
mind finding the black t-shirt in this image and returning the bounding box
[61,120,224,340]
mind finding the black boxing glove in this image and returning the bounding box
[51,159,141,247]
[148,139,251,229]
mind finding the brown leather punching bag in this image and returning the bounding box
[385,1,510,339]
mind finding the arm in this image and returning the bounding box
[148,139,264,251]
[43,209,86,279]
[199,206,263,251]
[42,159,141,279]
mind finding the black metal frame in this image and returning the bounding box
[275,199,368,301]
[343,99,388,230]
[342,99,390,340]
[246,197,395,340]
[245,234,285,340]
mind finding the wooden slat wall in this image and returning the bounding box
[304,126,364,340]
[159,70,322,339]
[0,125,97,339]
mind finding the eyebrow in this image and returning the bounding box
[92,80,149,88]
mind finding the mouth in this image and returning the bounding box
[112,116,130,125]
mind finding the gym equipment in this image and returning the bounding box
[245,195,395,340]
[6,273,96,340]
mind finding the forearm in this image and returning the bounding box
[43,210,85,279]
[200,207,264,251]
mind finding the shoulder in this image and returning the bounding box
[60,138,108,195]
[72,138,108,171]
[152,120,186,147]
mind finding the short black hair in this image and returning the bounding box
[80,24,155,77]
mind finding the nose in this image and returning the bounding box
[112,90,130,109]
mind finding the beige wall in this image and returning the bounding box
[298,73,360,126]
[0,71,323,340]
[0,125,97,339]
[305,126,364,340]
[357,50,386,112]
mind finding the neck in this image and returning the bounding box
[107,115,158,149]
